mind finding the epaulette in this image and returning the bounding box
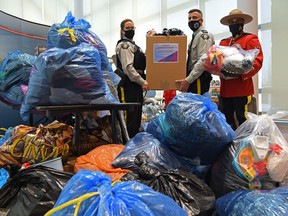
[201,29,208,34]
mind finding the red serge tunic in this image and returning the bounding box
[219,32,264,97]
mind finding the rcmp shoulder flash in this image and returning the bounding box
[201,33,210,40]
[121,43,129,49]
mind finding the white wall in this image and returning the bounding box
[264,0,288,111]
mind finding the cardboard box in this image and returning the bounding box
[146,35,187,90]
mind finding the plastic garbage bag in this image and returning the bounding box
[74,144,130,181]
[121,151,215,215]
[0,51,36,105]
[45,170,188,216]
[195,44,260,77]
[209,112,286,198]
[146,93,235,165]
[48,11,120,85]
[232,113,288,184]
[216,186,288,216]
[0,51,35,91]
[112,132,190,172]
[0,168,8,188]
[0,166,73,216]
[20,43,118,121]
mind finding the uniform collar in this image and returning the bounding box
[231,30,245,39]
[193,26,203,37]
[229,31,245,46]
[123,36,134,43]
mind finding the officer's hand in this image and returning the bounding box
[142,81,149,91]
[175,79,190,92]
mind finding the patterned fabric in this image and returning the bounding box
[0,121,73,166]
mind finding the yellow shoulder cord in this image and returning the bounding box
[57,28,76,42]
[44,180,121,216]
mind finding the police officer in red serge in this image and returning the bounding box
[116,18,149,138]
[219,9,264,130]
[176,9,214,94]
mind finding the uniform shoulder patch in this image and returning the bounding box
[201,33,210,40]
[121,42,130,49]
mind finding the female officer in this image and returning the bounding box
[116,19,149,138]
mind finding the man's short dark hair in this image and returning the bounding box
[188,9,203,17]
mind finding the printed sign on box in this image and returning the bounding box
[146,35,187,90]
[153,43,179,63]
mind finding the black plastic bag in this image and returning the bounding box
[112,132,189,172]
[121,152,215,215]
[0,166,73,216]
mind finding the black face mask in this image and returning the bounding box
[124,29,135,39]
[188,20,201,32]
[229,23,243,37]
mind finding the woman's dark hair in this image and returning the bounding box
[120,18,133,30]
[120,18,134,38]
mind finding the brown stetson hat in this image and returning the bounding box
[220,9,253,25]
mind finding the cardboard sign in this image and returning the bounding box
[146,35,187,90]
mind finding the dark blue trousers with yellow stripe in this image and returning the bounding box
[220,95,252,129]
[187,71,212,95]
[117,75,143,139]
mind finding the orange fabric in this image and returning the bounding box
[74,144,130,181]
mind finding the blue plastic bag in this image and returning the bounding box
[45,170,187,216]
[0,51,36,105]
[0,168,8,188]
[48,11,120,86]
[20,43,118,121]
[216,186,288,216]
[0,127,13,146]
[146,92,235,165]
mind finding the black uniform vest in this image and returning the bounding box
[116,39,146,72]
